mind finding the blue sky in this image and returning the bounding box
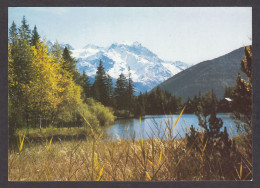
[8,7,252,65]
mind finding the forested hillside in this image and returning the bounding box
[158,47,245,101]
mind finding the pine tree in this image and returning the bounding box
[135,92,146,116]
[10,18,34,129]
[81,71,92,100]
[106,74,114,106]
[114,73,128,110]
[62,46,81,83]
[93,60,110,105]
[231,45,252,160]
[199,90,218,117]
[31,25,40,47]
[62,47,75,70]
[126,67,135,112]
[9,21,18,44]
[185,97,193,113]
[51,41,63,63]
[19,16,31,42]
[232,46,252,128]
[189,91,235,179]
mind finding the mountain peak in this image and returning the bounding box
[83,44,102,49]
[73,41,188,94]
[46,40,74,50]
[109,41,143,48]
[132,41,142,47]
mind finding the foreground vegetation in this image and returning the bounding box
[8,112,252,181]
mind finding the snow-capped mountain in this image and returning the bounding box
[71,42,189,94]
[47,40,74,51]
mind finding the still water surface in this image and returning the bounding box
[101,114,237,140]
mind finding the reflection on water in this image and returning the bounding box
[101,114,237,140]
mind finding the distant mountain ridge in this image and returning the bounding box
[157,47,246,101]
[47,41,74,51]
[69,41,189,94]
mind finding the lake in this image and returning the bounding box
[101,114,237,140]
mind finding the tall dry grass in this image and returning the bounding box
[8,107,252,181]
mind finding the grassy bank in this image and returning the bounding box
[14,126,93,140]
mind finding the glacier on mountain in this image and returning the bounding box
[49,41,189,94]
